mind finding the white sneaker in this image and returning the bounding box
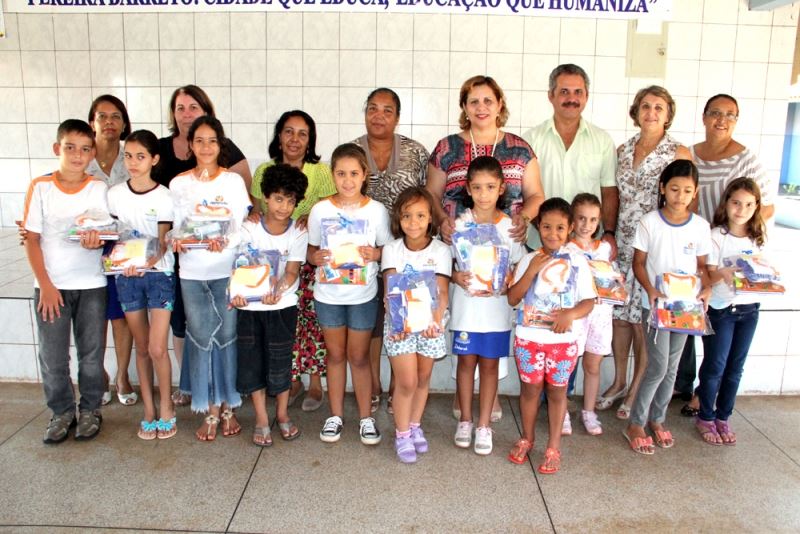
[319,416,343,443]
[561,412,572,436]
[454,421,473,448]
[474,426,493,456]
[581,410,603,436]
[359,417,382,445]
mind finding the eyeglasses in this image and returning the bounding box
[96,112,123,123]
[705,110,738,122]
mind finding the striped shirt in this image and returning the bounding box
[692,147,772,222]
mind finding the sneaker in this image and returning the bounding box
[43,412,76,444]
[74,410,102,441]
[319,416,343,443]
[561,412,572,436]
[359,417,382,445]
[410,426,428,454]
[581,410,603,436]
[395,436,417,463]
[454,421,473,448]
[474,426,493,456]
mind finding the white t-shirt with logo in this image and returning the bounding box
[108,181,175,272]
[707,227,763,309]
[381,237,452,278]
[307,197,392,305]
[23,173,108,290]
[632,210,712,310]
[169,169,251,281]
[237,219,308,311]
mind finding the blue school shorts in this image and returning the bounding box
[116,272,176,313]
[452,330,511,359]
[314,296,379,331]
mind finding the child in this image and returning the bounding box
[231,163,309,447]
[451,156,524,456]
[624,159,711,455]
[108,130,177,440]
[507,198,596,473]
[307,143,392,445]
[695,177,766,446]
[382,186,451,463]
[565,193,613,436]
[23,119,108,443]
[169,116,251,441]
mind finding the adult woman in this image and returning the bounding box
[426,75,545,422]
[252,110,336,412]
[86,94,136,407]
[598,86,692,419]
[677,94,774,414]
[352,88,430,413]
[152,85,253,406]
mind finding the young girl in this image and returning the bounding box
[169,116,251,441]
[695,177,766,446]
[624,159,711,455]
[307,143,392,445]
[109,130,176,440]
[451,156,524,456]
[507,198,596,473]
[565,193,613,436]
[231,164,308,447]
[382,186,451,463]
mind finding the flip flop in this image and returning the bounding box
[252,426,273,447]
[623,429,655,455]
[651,428,674,449]
[695,418,723,446]
[117,391,138,406]
[714,419,737,446]
[616,403,631,420]
[278,420,301,441]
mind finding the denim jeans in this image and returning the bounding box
[181,278,240,413]
[35,287,107,415]
[698,303,759,422]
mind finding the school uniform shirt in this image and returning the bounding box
[169,169,251,281]
[238,219,308,311]
[450,210,525,333]
[513,248,597,345]
[632,210,712,310]
[307,196,392,305]
[22,172,108,290]
[707,227,763,309]
[381,237,452,278]
[108,181,175,272]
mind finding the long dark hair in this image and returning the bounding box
[712,177,766,248]
[268,110,321,164]
[390,186,438,239]
[462,156,507,211]
[187,116,231,167]
[88,94,131,140]
[125,129,160,158]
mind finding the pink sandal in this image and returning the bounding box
[695,418,723,446]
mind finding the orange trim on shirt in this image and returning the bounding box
[568,238,601,252]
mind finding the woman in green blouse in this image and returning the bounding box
[252,110,335,412]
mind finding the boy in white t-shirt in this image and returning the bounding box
[231,164,309,447]
[23,120,109,444]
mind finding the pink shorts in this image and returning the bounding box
[514,338,578,386]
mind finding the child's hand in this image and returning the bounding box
[15,220,27,246]
[295,214,309,231]
[717,266,738,287]
[230,295,248,309]
[388,332,408,342]
[452,270,473,292]
[646,287,667,309]
[37,283,63,322]
[79,230,104,249]
[509,213,529,243]
[698,286,712,311]
[440,217,456,245]
[246,205,261,223]
[261,292,281,305]
[206,238,226,253]
[172,240,188,254]
[422,321,442,338]
[122,264,142,277]
[550,309,574,334]
[358,245,379,263]
[311,248,331,266]
[527,251,552,277]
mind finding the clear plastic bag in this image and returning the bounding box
[227,245,282,303]
[518,252,578,329]
[650,272,713,335]
[386,270,439,335]
[588,259,628,306]
[66,209,120,241]
[167,216,233,250]
[102,232,159,275]
[451,224,511,296]
[722,254,785,295]
[318,214,369,285]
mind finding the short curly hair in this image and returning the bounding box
[260,163,308,206]
[629,85,676,130]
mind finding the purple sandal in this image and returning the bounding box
[715,419,737,446]
[695,418,722,446]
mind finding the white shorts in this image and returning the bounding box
[581,303,613,356]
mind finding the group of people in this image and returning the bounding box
[22,63,774,474]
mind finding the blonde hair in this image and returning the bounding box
[458,76,509,130]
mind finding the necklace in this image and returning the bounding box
[469,128,500,159]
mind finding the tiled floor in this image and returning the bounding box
[0,384,798,533]
[0,229,32,299]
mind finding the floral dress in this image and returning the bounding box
[613,133,679,324]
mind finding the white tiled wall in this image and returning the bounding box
[0,1,797,226]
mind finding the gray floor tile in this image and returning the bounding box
[0,383,45,444]
[228,394,552,533]
[734,396,800,464]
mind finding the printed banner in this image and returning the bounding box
[5,0,672,18]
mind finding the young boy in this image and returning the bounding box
[230,164,308,447]
[23,119,109,444]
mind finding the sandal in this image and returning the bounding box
[137,419,158,441]
[680,403,699,417]
[370,395,380,414]
[623,429,654,455]
[386,395,394,415]
[278,420,301,441]
[715,419,737,446]
[171,390,191,407]
[252,426,273,447]
[156,416,177,440]
[615,403,631,420]
[101,390,113,406]
[538,447,561,474]
[220,409,242,437]
[596,388,626,411]
[197,415,219,442]
[651,428,674,449]
[696,418,722,445]
[117,391,138,406]
[507,438,533,465]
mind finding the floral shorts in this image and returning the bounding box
[514,338,578,386]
